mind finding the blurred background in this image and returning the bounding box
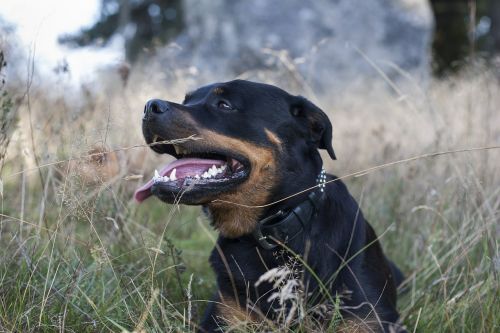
[1,0,500,86]
[0,1,499,332]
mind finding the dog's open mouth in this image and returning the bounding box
[134,138,249,203]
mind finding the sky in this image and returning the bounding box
[0,0,121,84]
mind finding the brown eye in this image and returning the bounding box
[291,106,302,117]
[217,100,233,111]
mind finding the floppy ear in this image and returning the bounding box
[290,96,336,160]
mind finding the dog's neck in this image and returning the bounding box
[205,202,264,238]
[251,188,325,250]
[205,166,326,239]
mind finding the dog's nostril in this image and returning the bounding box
[151,102,160,114]
[146,99,169,115]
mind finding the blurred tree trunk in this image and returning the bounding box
[430,0,469,74]
[0,50,16,170]
[491,0,500,53]
[430,0,499,74]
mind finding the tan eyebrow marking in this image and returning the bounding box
[265,128,282,148]
[213,87,224,94]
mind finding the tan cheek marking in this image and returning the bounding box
[265,128,282,148]
[201,129,278,237]
[163,110,278,238]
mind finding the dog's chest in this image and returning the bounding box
[209,238,284,292]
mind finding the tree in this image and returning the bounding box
[0,20,20,171]
[0,50,15,170]
[58,0,184,62]
[430,0,500,75]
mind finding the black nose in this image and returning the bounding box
[144,99,170,116]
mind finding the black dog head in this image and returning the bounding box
[135,80,335,237]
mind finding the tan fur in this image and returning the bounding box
[162,110,279,238]
[202,129,277,238]
[213,87,225,94]
[265,128,282,147]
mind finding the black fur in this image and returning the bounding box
[141,80,406,332]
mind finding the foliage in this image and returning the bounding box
[58,0,184,62]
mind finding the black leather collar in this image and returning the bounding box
[252,190,324,250]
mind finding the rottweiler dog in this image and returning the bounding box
[135,80,406,332]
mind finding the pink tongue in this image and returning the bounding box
[134,158,226,202]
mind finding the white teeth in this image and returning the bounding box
[199,164,227,179]
[153,169,170,183]
[152,163,228,183]
[174,145,181,154]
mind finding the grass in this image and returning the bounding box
[0,56,499,332]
